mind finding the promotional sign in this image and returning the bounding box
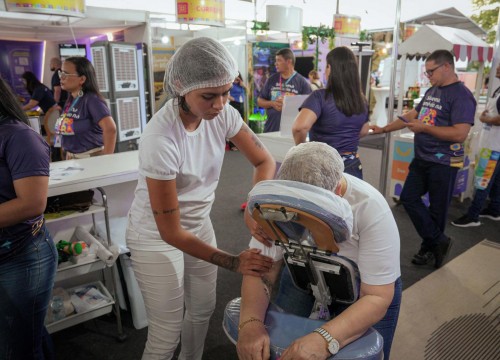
[4,0,86,17]
[333,14,361,38]
[176,0,225,27]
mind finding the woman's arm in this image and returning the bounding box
[98,116,117,154]
[292,108,317,145]
[21,99,40,111]
[281,281,395,359]
[0,176,48,227]
[229,123,276,244]
[359,122,370,138]
[147,176,273,276]
[237,260,284,360]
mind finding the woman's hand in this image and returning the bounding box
[244,209,272,247]
[237,322,271,360]
[237,248,273,276]
[369,124,384,134]
[279,332,330,360]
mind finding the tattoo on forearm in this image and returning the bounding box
[241,124,264,150]
[261,276,273,300]
[210,253,239,272]
[152,206,179,216]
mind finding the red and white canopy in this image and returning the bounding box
[399,24,493,63]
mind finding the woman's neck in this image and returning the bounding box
[179,108,202,132]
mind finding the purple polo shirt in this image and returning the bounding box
[414,81,476,167]
[0,118,50,259]
[60,93,111,154]
[300,89,368,154]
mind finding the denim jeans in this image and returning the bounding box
[468,159,500,219]
[0,225,57,360]
[274,267,402,360]
[399,158,458,249]
[343,156,363,180]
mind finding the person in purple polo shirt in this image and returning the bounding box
[0,76,57,359]
[371,49,476,269]
[58,56,116,159]
[293,47,370,179]
[257,48,311,133]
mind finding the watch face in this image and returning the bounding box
[328,339,339,354]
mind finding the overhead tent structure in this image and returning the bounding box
[396,24,493,111]
[403,7,486,37]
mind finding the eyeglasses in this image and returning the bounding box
[58,70,80,79]
[424,63,445,77]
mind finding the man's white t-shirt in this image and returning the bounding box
[249,173,401,286]
[127,99,242,250]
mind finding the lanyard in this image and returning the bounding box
[279,71,297,93]
[55,96,81,135]
[62,96,81,116]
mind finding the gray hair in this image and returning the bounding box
[277,142,344,192]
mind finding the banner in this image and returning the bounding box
[333,14,360,38]
[4,0,85,17]
[176,0,225,27]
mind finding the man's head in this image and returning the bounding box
[275,48,295,75]
[424,50,455,86]
[50,57,62,72]
[277,142,344,193]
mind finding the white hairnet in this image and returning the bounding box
[163,37,239,97]
[277,142,344,192]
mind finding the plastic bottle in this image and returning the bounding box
[51,296,65,322]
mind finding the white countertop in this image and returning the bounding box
[48,151,139,197]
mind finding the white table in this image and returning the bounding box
[371,86,390,127]
[49,151,139,197]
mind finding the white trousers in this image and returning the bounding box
[127,219,218,360]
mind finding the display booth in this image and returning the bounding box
[387,24,493,201]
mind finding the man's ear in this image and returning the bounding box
[334,182,342,196]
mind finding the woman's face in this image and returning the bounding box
[183,83,232,120]
[60,61,85,93]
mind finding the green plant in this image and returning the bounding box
[301,25,335,70]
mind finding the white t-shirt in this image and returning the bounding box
[249,174,401,285]
[127,99,242,249]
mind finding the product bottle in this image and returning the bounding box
[51,296,65,322]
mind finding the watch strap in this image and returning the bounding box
[313,327,340,355]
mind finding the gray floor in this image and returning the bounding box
[52,150,499,360]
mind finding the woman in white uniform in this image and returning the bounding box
[126,37,275,360]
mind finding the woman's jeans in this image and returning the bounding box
[275,267,402,360]
[343,156,363,180]
[0,225,58,360]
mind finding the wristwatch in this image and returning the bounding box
[313,327,340,355]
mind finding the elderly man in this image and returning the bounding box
[237,142,401,360]
[257,48,311,133]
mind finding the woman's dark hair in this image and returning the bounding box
[0,76,29,125]
[64,56,104,99]
[21,71,43,96]
[325,47,366,116]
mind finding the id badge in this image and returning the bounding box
[54,134,62,148]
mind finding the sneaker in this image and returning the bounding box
[479,209,500,221]
[431,237,453,269]
[411,249,434,265]
[451,215,481,227]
